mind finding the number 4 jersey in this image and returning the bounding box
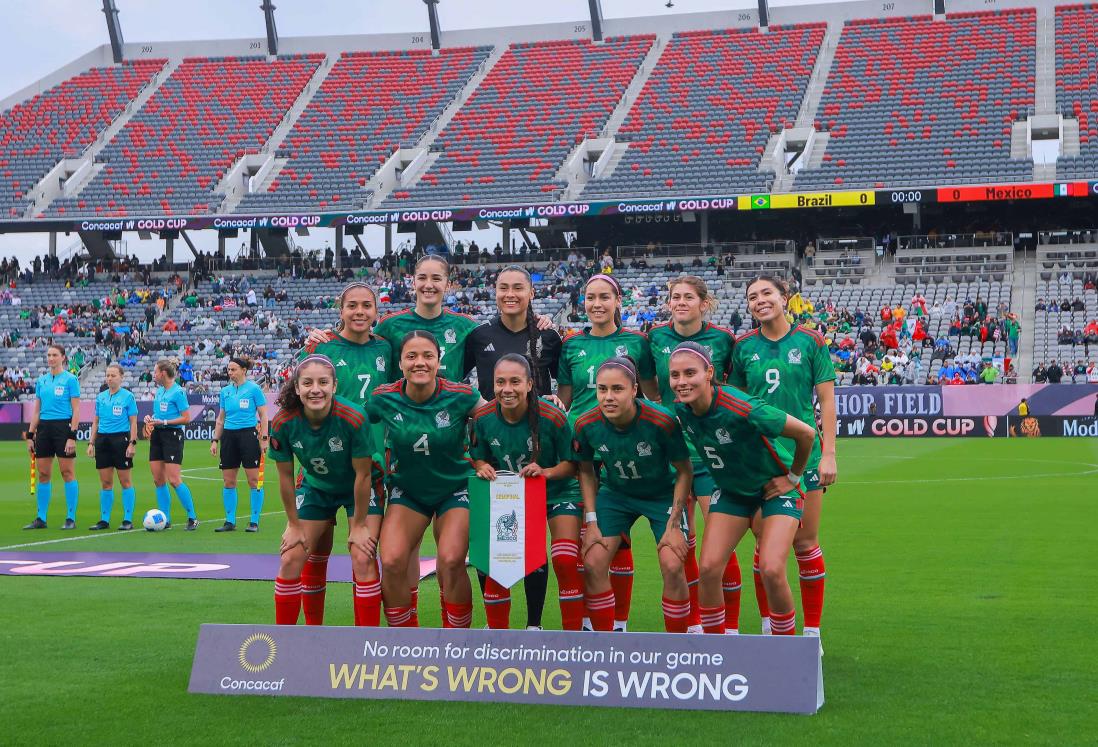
[268,396,375,495]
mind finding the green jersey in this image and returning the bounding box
[268,395,374,495]
[299,333,394,408]
[674,385,796,499]
[573,399,689,500]
[367,378,481,502]
[469,398,579,505]
[648,321,736,408]
[558,327,656,423]
[374,308,478,380]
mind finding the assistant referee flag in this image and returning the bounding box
[469,474,547,588]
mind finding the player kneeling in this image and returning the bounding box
[669,342,815,636]
[269,355,382,626]
[575,357,694,633]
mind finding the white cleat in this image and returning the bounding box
[613,621,628,632]
[724,628,740,635]
[526,625,543,631]
[760,617,772,635]
[803,627,823,656]
[686,624,704,634]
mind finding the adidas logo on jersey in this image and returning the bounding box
[292,441,303,449]
[484,343,495,352]
[393,414,403,422]
[336,359,348,367]
[751,353,761,361]
[783,500,794,508]
[598,444,609,453]
[577,350,587,357]
[661,347,671,354]
[490,438,501,446]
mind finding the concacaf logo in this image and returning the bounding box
[239,633,277,673]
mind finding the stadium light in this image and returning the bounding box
[260,0,280,56]
[423,0,442,51]
[588,0,605,42]
[101,0,125,64]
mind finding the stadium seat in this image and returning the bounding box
[1056,3,1098,180]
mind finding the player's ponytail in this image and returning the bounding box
[496,353,541,464]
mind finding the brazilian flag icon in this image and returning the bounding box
[750,194,771,210]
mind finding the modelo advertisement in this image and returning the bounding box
[1005,415,1098,438]
[838,415,1007,438]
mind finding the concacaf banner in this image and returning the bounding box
[468,474,547,588]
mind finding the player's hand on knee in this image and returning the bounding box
[347,523,377,560]
[582,523,606,558]
[658,525,687,562]
[280,522,308,556]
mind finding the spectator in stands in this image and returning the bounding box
[1034,298,1046,311]
[1083,320,1098,354]
[979,362,999,384]
[1046,360,1064,384]
[1072,297,1086,312]
[1089,363,1098,385]
[1058,325,1075,345]
[911,293,928,316]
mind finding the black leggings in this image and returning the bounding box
[477,565,549,628]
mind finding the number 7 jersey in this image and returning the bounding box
[300,333,394,408]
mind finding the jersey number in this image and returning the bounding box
[586,365,596,389]
[413,434,430,456]
[613,460,641,480]
[501,454,526,472]
[765,368,780,394]
[309,457,329,475]
[358,374,372,399]
[703,446,725,470]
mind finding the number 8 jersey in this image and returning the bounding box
[368,379,481,504]
[268,396,375,494]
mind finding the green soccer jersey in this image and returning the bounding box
[674,385,796,499]
[469,398,579,505]
[367,378,481,502]
[573,399,689,500]
[374,308,478,380]
[558,327,656,423]
[648,322,736,408]
[268,395,375,495]
[299,333,394,408]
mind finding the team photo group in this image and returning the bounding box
[24,255,834,643]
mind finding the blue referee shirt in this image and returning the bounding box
[153,384,189,429]
[220,380,265,430]
[35,371,80,420]
[95,388,138,434]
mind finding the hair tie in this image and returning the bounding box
[598,360,637,383]
[671,344,713,367]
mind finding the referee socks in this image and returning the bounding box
[100,489,115,523]
[174,482,196,520]
[222,487,238,525]
[154,484,171,521]
[63,480,79,521]
[36,482,51,521]
[249,487,264,526]
[121,487,136,523]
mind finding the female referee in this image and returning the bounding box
[23,344,81,530]
[647,276,738,630]
[732,276,836,643]
[470,354,582,630]
[557,273,657,632]
[211,356,269,533]
[86,364,138,530]
[369,331,483,628]
[269,355,379,626]
[669,342,816,636]
[574,357,693,633]
[143,359,199,530]
[297,281,392,625]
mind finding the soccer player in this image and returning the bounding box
[297,282,393,624]
[648,275,738,631]
[23,344,81,530]
[668,342,816,637]
[732,276,837,644]
[211,356,269,533]
[557,274,657,631]
[143,359,198,530]
[574,357,693,633]
[470,354,582,630]
[369,331,483,628]
[85,364,138,530]
[269,355,379,626]
[464,265,563,630]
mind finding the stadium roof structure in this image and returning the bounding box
[0,0,1094,243]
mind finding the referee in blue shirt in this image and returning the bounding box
[210,356,269,532]
[143,359,199,530]
[24,344,82,530]
[86,364,139,530]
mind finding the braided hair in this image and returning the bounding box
[495,353,541,464]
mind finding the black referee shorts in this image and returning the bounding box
[149,427,185,464]
[34,420,75,459]
[95,433,133,471]
[219,427,261,470]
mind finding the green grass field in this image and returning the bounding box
[1,437,1095,745]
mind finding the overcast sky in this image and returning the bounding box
[1,0,843,261]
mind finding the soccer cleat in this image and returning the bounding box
[613,622,628,632]
[214,522,236,533]
[61,519,77,530]
[804,627,823,656]
[89,520,110,531]
[245,522,259,533]
[164,522,172,530]
[118,521,134,531]
[525,626,543,631]
[686,624,704,634]
[760,617,772,635]
[724,629,740,635]
[23,518,47,530]
[185,518,199,531]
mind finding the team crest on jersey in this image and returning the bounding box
[375,356,385,372]
[444,328,457,344]
[716,428,732,444]
[336,359,348,367]
[615,345,628,357]
[54,386,65,396]
[295,493,305,510]
[702,344,713,356]
[436,410,450,428]
[526,437,534,451]
[328,437,344,452]
[636,441,652,457]
[788,348,802,365]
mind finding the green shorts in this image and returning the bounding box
[548,501,583,519]
[690,459,717,499]
[387,485,469,518]
[709,487,804,521]
[295,484,383,522]
[594,486,687,543]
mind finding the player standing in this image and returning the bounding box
[23,344,81,530]
[470,354,582,630]
[574,357,693,633]
[369,331,483,628]
[269,355,379,625]
[86,364,139,530]
[732,276,837,644]
[668,342,816,636]
[557,274,658,631]
[143,359,198,530]
[211,356,269,533]
[648,275,738,631]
